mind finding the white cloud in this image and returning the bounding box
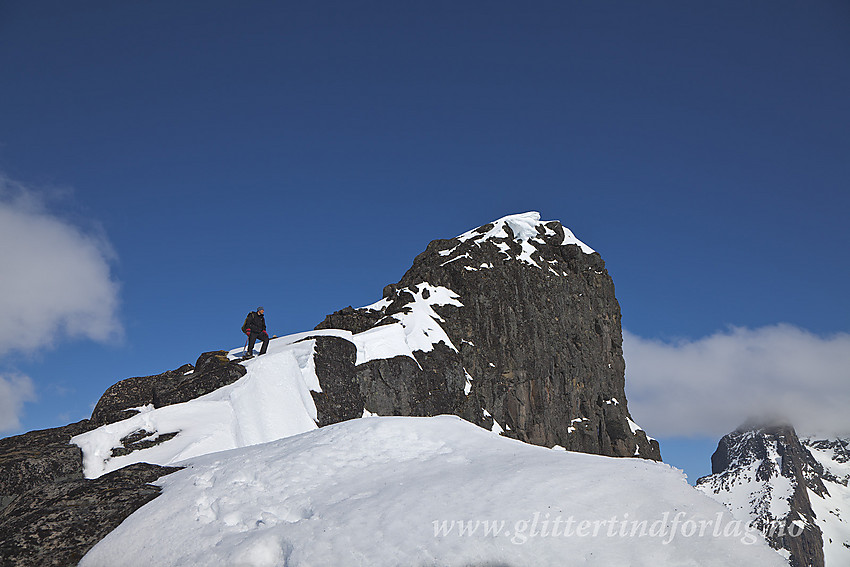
[624,324,850,438]
[0,373,36,432]
[0,176,122,357]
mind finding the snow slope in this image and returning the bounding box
[72,284,464,479]
[79,416,785,567]
[72,331,333,478]
[803,437,850,567]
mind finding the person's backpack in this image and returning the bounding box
[241,312,252,334]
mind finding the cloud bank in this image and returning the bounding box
[0,373,37,432]
[0,176,122,356]
[624,325,850,438]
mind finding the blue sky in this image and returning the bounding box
[1,1,848,482]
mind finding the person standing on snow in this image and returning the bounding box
[242,306,269,358]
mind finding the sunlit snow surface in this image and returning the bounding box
[435,212,595,274]
[79,416,785,567]
[456,211,595,254]
[72,333,328,478]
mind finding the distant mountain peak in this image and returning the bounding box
[697,421,850,567]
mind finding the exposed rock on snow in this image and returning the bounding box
[0,416,179,567]
[314,212,660,460]
[0,420,92,513]
[91,350,246,426]
[0,462,180,567]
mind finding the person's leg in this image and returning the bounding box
[259,332,269,355]
[247,332,257,355]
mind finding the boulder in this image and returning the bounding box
[91,351,246,425]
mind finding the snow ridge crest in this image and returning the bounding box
[433,212,596,276]
[456,211,595,253]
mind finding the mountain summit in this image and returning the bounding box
[696,422,850,567]
[314,211,660,459]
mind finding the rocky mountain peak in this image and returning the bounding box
[696,421,848,567]
[315,212,660,460]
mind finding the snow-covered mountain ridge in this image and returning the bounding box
[78,416,786,567]
[70,210,619,479]
[802,437,850,567]
[696,423,850,567]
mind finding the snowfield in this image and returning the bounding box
[79,416,785,567]
[72,330,337,478]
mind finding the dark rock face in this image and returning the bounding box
[154,351,246,407]
[316,306,385,335]
[0,417,180,566]
[91,350,246,425]
[311,336,362,425]
[0,462,180,567]
[0,350,242,565]
[697,423,826,567]
[314,214,661,460]
[0,420,93,513]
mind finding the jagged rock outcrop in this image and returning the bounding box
[0,462,180,567]
[314,212,660,460]
[0,419,181,566]
[0,420,93,513]
[0,351,240,565]
[91,350,246,425]
[696,422,829,567]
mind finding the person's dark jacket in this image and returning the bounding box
[242,311,266,335]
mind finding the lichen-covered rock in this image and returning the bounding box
[315,305,386,335]
[0,462,180,567]
[0,420,93,513]
[153,350,246,407]
[90,350,246,425]
[311,336,362,425]
[0,420,180,566]
[90,364,195,425]
[314,212,661,460]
